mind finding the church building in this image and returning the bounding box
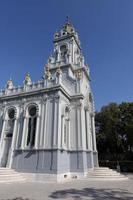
[0,19,98,181]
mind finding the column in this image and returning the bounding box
[77,107,82,149]
[0,111,4,137]
[9,116,19,168]
[80,104,86,150]
[15,108,24,149]
[11,118,19,149]
[39,103,45,147]
[68,119,70,149]
[88,114,93,150]
[53,99,58,147]
[85,110,88,149]
[91,114,97,151]
[35,115,41,149]
[76,80,81,93]
[56,97,61,148]
[0,118,7,162]
[43,100,48,148]
[21,116,28,148]
[61,115,64,148]
[86,109,92,150]
[0,119,6,148]
[0,108,7,166]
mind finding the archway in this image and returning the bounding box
[26,105,37,147]
[1,108,16,167]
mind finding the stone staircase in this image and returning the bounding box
[88,167,128,180]
[0,168,26,183]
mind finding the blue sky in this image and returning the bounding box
[0,0,133,111]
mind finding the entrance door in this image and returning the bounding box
[1,133,13,167]
[0,108,15,168]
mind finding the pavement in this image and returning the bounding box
[0,174,133,200]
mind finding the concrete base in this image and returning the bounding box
[21,171,88,183]
[11,149,97,182]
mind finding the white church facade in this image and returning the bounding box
[0,20,98,181]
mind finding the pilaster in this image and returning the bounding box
[39,102,45,147]
[91,113,97,151]
[61,114,64,148]
[21,116,28,149]
[53,97,59,147]
[35,115,41,149]
[43,99,48,148]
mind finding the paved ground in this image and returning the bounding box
[0,174,133,200]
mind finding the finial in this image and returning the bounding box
[10,74,12,81]
[66,15,71,24]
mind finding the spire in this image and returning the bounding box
[54,17,80,45]
[65,15,71,26]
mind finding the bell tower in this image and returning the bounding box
[46,17,86,71]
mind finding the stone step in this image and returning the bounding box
[93,168,115,172]
[0,168,26,183]
[0,174,24,177]
[94,167,109,170]
[88,170,122,174]
[88,174,123,177]
[0,178,26,183]
[87,167,128,180]
[93,169,115,171]
[88,171,118,174]
[89,170,118,173]
[0,170,21,174]
[88,177,128,180]
[0,168,14,172]
[88,172,121,176]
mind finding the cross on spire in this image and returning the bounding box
[65,15,71,24]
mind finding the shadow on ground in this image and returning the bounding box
[49,187,133,200]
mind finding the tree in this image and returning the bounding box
[95,102,133,161]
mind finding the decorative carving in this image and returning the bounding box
[24,73,32,86]
[56,66,62,76]
[41,95,48,104]
[75,70,82,80]
[45,64,52,80]
[6,79,14,90]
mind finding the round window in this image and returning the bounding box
[8,109,15,120]
[29,106,37,117]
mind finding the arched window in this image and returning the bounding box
[27,105,37,147]
[8,108,15,120]
[54,49,58,62]
[6,108,16,138]
[60,44,67,62]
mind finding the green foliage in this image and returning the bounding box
[96,102,133,161]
